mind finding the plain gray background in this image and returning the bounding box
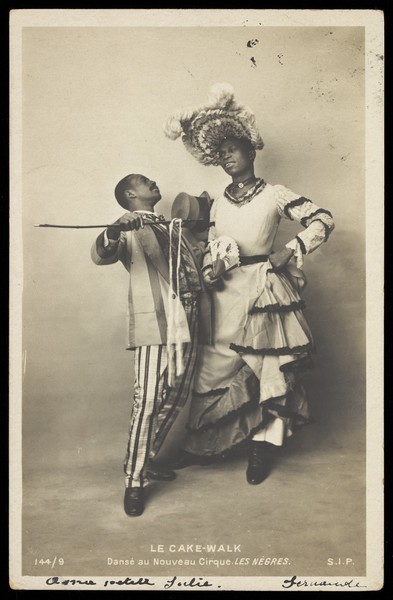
[21,25,365,577]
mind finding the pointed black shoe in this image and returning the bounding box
[124,487,144,516]
[147,462,177,481]
[171,451,216,470]
[246,441,276,485]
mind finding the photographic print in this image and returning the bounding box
[9,9,384,591]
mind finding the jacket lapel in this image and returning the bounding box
[134,226,170,283]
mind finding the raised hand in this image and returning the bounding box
[107,212,144,240]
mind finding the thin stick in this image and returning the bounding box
[34,219,210,229]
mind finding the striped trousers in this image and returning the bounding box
[124,300,198,488]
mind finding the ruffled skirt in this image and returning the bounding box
[184,261,314,456]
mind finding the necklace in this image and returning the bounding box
[224,178,267,207]
[230,176,257,190]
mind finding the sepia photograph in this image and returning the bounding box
[9,8,383,591]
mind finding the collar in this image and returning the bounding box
[134,210,166,222]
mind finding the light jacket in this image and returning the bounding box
[91,224,212,349]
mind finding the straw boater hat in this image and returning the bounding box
[163,83,264,166]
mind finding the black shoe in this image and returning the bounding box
[147,463,177,481]
[124,487,144,516]
[246,441,276,485]
[171,451,216,470]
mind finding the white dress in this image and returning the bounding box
[184,180,334,456]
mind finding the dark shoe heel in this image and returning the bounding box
[124,487,144,516]
[246,441,276,485]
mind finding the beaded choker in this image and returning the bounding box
[224,178,267,207]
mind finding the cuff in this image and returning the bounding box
[285,239,304,269]
[104,229,120,248]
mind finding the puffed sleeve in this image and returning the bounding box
[274,184,335,269]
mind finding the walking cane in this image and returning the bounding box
[34,220,210,229]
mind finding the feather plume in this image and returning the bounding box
[163,114,184,140]
[207,82,235,108]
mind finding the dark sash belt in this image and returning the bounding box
[239,254,269,266]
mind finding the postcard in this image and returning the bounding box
[9,8,384,591]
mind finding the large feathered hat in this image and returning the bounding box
[163,83,264,166]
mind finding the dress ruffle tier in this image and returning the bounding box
[185,367,310,456]
[230,268,314,355]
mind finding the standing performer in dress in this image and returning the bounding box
[163,83,335,484]
[91,173,211,515]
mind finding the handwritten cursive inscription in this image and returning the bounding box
[46,577,96,586]
[103,577,154,587]
[164,576,215,589]
[282,575,367,589]
[46,575,217,589]
[46,576,154,587]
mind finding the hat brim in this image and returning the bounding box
[171,191,211,231]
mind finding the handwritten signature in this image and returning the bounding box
[282,575,367,589]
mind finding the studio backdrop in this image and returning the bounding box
[22,26,365,469]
